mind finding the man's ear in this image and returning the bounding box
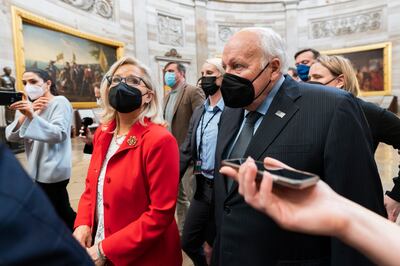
[270,58,281,80]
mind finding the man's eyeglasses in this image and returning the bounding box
[106,75,148,87]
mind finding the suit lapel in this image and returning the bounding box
[163,93,169,112]
[172,83,186,119]
[97,121,115,164]
[191,106,205,159]
[226,76,302,198]
[215,107,243,195]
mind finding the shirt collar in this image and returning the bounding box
[204,97,225,112]
[245,75,284,116]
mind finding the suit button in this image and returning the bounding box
[224,205,231,214]
[104,203,110,209]
[106,177,111,183]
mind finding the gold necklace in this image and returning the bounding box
[114,133,127,145]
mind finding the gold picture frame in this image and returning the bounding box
[11,6,124,108]
[321,42,392,97]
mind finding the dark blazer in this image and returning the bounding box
[163,82,205,147]
[358,98,400,201]
[180,104,204,179]
[0,144,93,266]
[211,76,386,266]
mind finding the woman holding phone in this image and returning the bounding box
[6,68,76,229]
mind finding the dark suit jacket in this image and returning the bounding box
[0,144,93,266]
[358,98,400,201]
[163,82,205,146]
[179,105,205,179]
[211,76,386,266]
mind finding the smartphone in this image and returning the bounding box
[0,91,23,106]
[221,158,319,189]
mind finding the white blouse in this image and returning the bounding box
[94,134,126,244]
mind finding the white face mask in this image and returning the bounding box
[25,84,45,100]
[96,98,102,107]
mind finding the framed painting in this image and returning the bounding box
[321,42,392,96]
[11,6,124,108]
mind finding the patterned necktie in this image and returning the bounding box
[227,111,262,190]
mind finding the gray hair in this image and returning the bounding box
[205,58,225,76]
[238,27,288,72]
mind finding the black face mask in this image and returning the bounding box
[108,82,146,113]
[220,63,271,108]
[307,77,337,86]
[199,76,220,97]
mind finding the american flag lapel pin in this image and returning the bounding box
[275,110,286,118]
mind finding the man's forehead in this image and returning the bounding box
[296,51,314,61]
[223,34,261,63]
[165,63,178,71]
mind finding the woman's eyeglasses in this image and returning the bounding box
[106,75,148,87]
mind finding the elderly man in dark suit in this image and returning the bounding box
[211,27,386,266]
[0,144,93,265]
[163,61,205,234]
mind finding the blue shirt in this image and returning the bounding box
[196,98,225,179]
[227,75,285,157]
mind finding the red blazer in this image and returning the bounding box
[75,119,182,266]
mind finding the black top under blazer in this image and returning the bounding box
[357,98,400,201]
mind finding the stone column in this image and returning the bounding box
[132,0,149,65]
[194,0,208,74]
[284,0,299,67]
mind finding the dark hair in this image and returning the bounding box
[294,48,320,60]
[288,67,298,77]
[164,61,186,76]
[24,68,58,95]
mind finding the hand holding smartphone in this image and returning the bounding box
[221,158,319,189]
[0,91,23,106]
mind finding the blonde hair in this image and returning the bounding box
[316,55,360,96]
[205,58,225,76]
[100,56,165,130]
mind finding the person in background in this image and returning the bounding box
[0,144,93,266]
[73,56,182,266]
[163,61,205,234]
[287,67,300,82]
[79,81,102,154]
[221,157,400,266]
[308,55,400,221]
[6,68,76,230]
[294,48,320,81]
[180,58,225,266]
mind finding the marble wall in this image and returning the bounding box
[1,0,399,99]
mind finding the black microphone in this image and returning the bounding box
[80,117,94,136]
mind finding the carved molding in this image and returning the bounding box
[218,25,244,43]
[157,13,184,47]
[310,9,382,39]
[60,0,113,19]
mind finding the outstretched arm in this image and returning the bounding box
[221,157,400,266]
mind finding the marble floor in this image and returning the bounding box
[14,139,399,266]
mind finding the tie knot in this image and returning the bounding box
[245,111,261,125]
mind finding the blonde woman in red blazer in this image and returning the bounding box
[73,56,182,266]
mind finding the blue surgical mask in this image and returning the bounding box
[164,72,176,87]
[296,64,310,81]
